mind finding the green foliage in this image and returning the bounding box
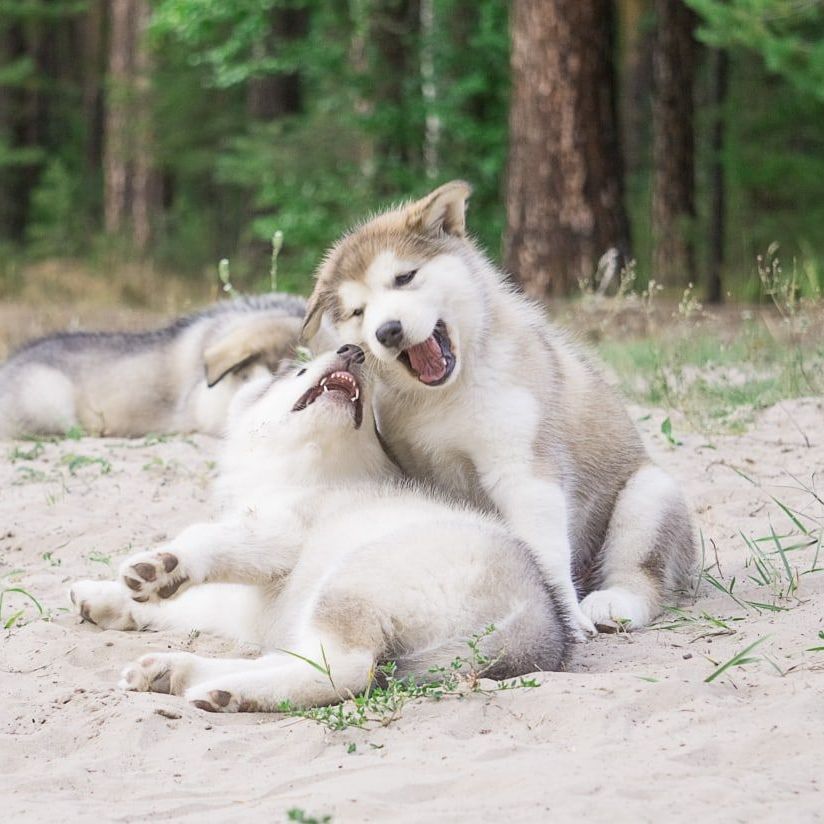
[26,159,87,257]
[2,0,824,296]
[286,809,332,824]
[148,0,510,287]
[686,0,824,101]
[278,625,540,732]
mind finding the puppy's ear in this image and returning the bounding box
[406,180,472,238]
[204,315,302,387]
[301,284,326,342]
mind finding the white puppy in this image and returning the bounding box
[70,347,569,712]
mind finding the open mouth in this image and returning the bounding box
[397,320,456,386]
[291,368,363,428]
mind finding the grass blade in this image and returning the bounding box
[705,636,769,683]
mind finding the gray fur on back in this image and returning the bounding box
[3,293,306,366]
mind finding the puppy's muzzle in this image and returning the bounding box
[336,344,366,366]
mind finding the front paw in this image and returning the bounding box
[69,580,137,631]
[119,550,190,602]
[568,605,598,641]
[580,587,651,632]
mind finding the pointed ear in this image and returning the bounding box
[406,180,472,237]
[204,315,302,387]
[301,284,326,342]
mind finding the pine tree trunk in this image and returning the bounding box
[618,0,653,177]
[651,0,696,287]
[246,8,306,121]
[81,0,106,175]
[707,48,728,304]
[369,0,422,186]
[103,0,156,253]
[0,19,39,241]
[504,0,630,298]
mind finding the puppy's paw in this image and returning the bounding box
[69,580,137,631]
[119,652,196,694]
[580,587,652,632]
[119,550,190,602]
[567,606,598,641]
[186,685,259,713]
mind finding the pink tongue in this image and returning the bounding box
[405,335,446,383]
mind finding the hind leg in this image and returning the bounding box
[185,638,375,712]
[580,465,696,631]
[119,651,280,695]
[14,366,78,436]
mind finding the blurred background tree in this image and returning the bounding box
[0,0,822,301]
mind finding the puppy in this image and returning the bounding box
[69,347,569,711]
[301,181,697,636]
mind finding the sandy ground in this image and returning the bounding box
[1,395,823,822]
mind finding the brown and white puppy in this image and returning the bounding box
[0,294,311,437]
[301,181,697,637]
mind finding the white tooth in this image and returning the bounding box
[353,389,360,401]
[323,384,329,392]
[320,377,328,387]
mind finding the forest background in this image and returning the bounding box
[1,0,823,304]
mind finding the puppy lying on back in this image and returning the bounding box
[69,346,569,712]
[0,293,313,437]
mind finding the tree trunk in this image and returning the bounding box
[617,0,653,176]
[504,0,630,298]
[0,18,41,242]
[103,0,156,253]
[246,8,307,121]
[80,0,106,175]
[707,48,728,304]
[369,0,422,186]
[651,0,696,287]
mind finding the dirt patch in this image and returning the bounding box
[1,397,822,821]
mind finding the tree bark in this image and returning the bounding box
[707,48,728,304]
[103,0,156,253]
[246,8,307,121]
[504,0,630,298]
[369,0,422,185]
[617,0,653,176]
[80,0,106,174]
[651,0,697,287]
[0,18,41,242]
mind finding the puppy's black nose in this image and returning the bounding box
[336,344,365,365]
[375,320,403,349]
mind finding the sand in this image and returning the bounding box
[1,398,823,823]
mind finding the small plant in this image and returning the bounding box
[87,551,112,566]
[0,586,44,629]
[660,416,683,447]
[218,258,237,297]
[60,453,112,475]
[270,230,284,292]
[705,637,769,684]
[13,466,48,485]
[9,441,45,462]
[277,626,540,732]
[807,631,824,653]
[286,809,331,824]
[653,606,743,638]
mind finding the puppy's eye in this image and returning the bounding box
[394,270,418,287]
[351,307,364,318]
[296,368,307,377]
